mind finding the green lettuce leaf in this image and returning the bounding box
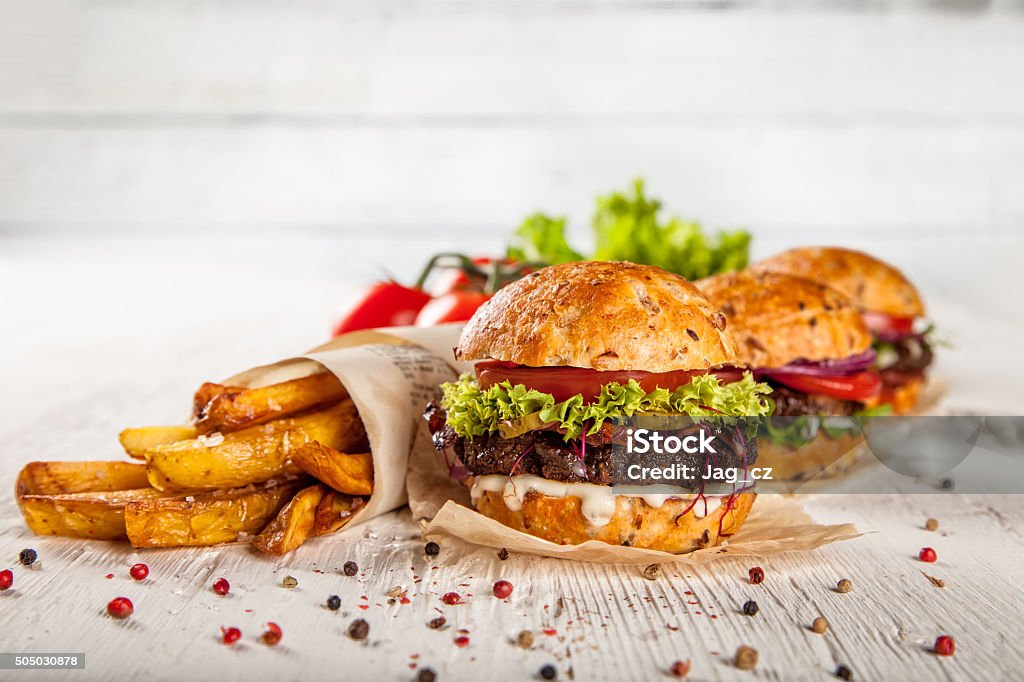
[763,416,815,448]
[506,213,583,265]
[762,410,887,448]
[503,180,750,279]
[592,179,751,280]
[853,403,893,418]
[440,372,773,441]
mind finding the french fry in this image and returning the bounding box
[125,480,304,548]
[251,484,326,555]
[195,373,348,435]
[291,442,373,496]
[192,382,234,420]
[119,426,198,459]
[146,399,365,492]
[313,490,366,537]
[16,461,150,496]
[19,488,167,541]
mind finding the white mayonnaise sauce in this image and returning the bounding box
[470,475,725,528]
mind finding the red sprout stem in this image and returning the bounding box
[509,445,534,476]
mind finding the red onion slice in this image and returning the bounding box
[756,349,877,378]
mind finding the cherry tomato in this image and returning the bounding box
[862,311,915,336]
[429,258,535,296]
[430,257,493,296]
[764,370,882,402]
[415,291,492,326]
[332,281,432,336]
[475,361,745,402]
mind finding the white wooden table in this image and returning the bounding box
[1,237,1022,682]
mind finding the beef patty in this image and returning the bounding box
[424,402,758,486]
[767,384,861,417]
[879,336,934,388]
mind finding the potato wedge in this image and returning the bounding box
[291,442,373,495]
[195,373,348,435]
[119,426,198,459]
[125,480,304,548]
[20,488,167,541]
[146,399,365,491]
[251,484,326,555]
[313,490,366,537]
[16,461,150,496]
[192,381,235,420]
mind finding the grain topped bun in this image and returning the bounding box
[753,246,925,318]
[456,261,738,372]
[696,270,872,368]
[757,433,867,482]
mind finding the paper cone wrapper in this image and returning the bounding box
[223,324,470,529]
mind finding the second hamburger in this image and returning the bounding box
[753,246,932,413]
[696,269,879,481]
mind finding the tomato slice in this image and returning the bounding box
[862,311,915,336]
[475,361,744,402]
[764,370,882,402]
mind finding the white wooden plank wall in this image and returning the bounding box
[1,1,1023,241]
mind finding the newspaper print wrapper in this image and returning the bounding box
[223,325,467,529]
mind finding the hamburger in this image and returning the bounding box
[753,247,932,414]
[424,261,773,552]
[696,270,877,481]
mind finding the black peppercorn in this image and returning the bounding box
[343,561,358,576]
[836,664,853,680]
[539,664,557,680]
[425,542,440,557]
[417,668,437,682]
[348,618,370,640]
[18,548,36,566]
[497,548,509,561]
[326,595,341,611]
[742,600,759,616]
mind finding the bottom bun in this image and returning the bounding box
[758,432,867,483]
[473,489,755,553]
